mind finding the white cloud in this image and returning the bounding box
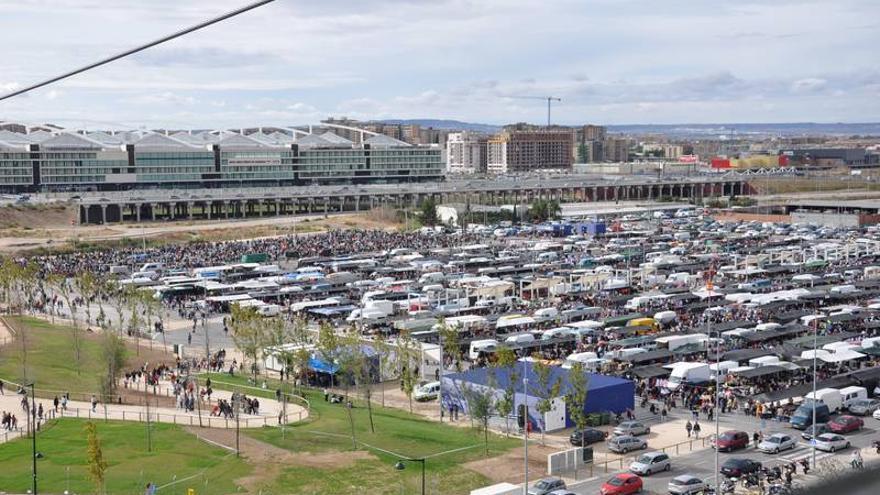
[0,0,876,126]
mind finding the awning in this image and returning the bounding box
[732,365,790,379]
[626,349,674,364]
[630,365,672,379]
[308,357,339,374]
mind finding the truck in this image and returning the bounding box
[665,363,711,391]
[804,388,843,414]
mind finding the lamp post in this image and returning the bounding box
[395,458,426,495]
[26,382,37,495]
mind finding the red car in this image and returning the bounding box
[600,473,643,495]
[828,415,863,434]
[715,430,749,452]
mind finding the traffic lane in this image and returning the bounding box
[570,426,877,495]
[570,448,718,495]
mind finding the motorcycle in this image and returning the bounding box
[873,439,880,455]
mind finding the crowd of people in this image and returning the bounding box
[25,229,485,276]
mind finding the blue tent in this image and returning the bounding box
[308,357,339,375]
[441,362,634,432]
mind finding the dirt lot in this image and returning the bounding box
[0,207,402,253]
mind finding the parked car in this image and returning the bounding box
[813,433,850,452]
[714,430,749,452]
[721,458,762,478]
[847,398,880,416]
[414,381,440,401]
[801,423,831,441]
[873,408,880,421]
[569,428,607,446]
[668,474,708,495]
[758,433,796,454]
[527,477,566,495]
[613,421,651,437]
[828,415,864,434]
[600,473,643,495]
[547,491,577,495]
[629,451,671,475]
[607,435,648,454]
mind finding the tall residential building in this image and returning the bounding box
[487,128,574,174]
[574,124,607,162]
[581,124,607,141]
[603,137,631,162]
[446,131,488,174]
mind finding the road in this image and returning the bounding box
[565,409,880,495]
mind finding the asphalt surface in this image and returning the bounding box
[565,408,880,495]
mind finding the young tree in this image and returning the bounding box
[84,422,108,494]
[438,319,463,372]
[564,362,591,477]
[229,304,267,384]
[339,330,377,433]
[463,385,494,455]
[75,272,99,327]
[49,274,83,376]
[99,332,128,412]
[397,331,418,413]
[419,197,438,226]
[315,321,339,377]
[529,355,562,445]
[529,199,562,223]
[492,346,519,436]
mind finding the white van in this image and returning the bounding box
[140,262,165,273]
[839,386,868,410]
[534,307,559,321]
[536,252,559,263]
[504,333,535,345]
[562,351,598,369]
[805,388,843,413]
[468,339,498,360]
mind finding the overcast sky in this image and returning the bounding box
[1,0,878,128]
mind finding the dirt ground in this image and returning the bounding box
[0,208,402,253]
[186,426,375,493]
[463,444,559,483]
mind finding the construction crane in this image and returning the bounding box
[507,95,562,126]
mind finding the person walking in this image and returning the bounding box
[692,421,701,439]
[685,420,693,438]
[91,394,98,413]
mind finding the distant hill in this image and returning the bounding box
[378,119,880,137]
[378,119,501,133]
[605,122,880,137]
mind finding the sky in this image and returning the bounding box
[0,0,878,129]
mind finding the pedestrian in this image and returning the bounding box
[323,388,329,401]
[0,379,4,395]
[91,394,98,412]
[708,407,714,421]
[53,395,59,412]
[753,431,760,448]
[685,420,693,438]
[693,421,701,439]
[448,404,454,421]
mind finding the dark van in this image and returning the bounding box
[790,403,830,430]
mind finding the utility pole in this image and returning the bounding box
[30,383,37,495]
[233,392,241,457]
[522,358,529,495]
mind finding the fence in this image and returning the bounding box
[553,435,714,480]
[54,404,306,428]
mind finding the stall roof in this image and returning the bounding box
[308,304,358,317]
[629,365,671,379]
[733,365,790,379]
[721,348,774,362]
[626,349,674,364]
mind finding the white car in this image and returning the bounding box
[758,433,797,454]
[668,474,707,495]
[813,433,850,452]
[872,408,880,420]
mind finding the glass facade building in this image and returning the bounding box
[0,131,444,192]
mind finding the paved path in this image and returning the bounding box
[0,378,308,445]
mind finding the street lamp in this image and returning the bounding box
[25,381,37,495]
[394,458,426,495]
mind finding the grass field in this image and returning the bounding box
[204,373,519,494]
[0,316,171,397]
[0,419,251,493]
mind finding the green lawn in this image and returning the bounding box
[204,372,519,494]
[0,316,107,393]
[0,316,168,397]
[0,419,251,494]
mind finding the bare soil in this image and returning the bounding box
[463,444,559,484]
[186,426,375,493]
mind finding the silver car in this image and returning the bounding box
[613,421,651,437]
[608,435,648,454]
[758,433,796,454]
[668,474,707,495]
[848,398,880,416]
[813,433,850,452]
[629,451,670,475]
